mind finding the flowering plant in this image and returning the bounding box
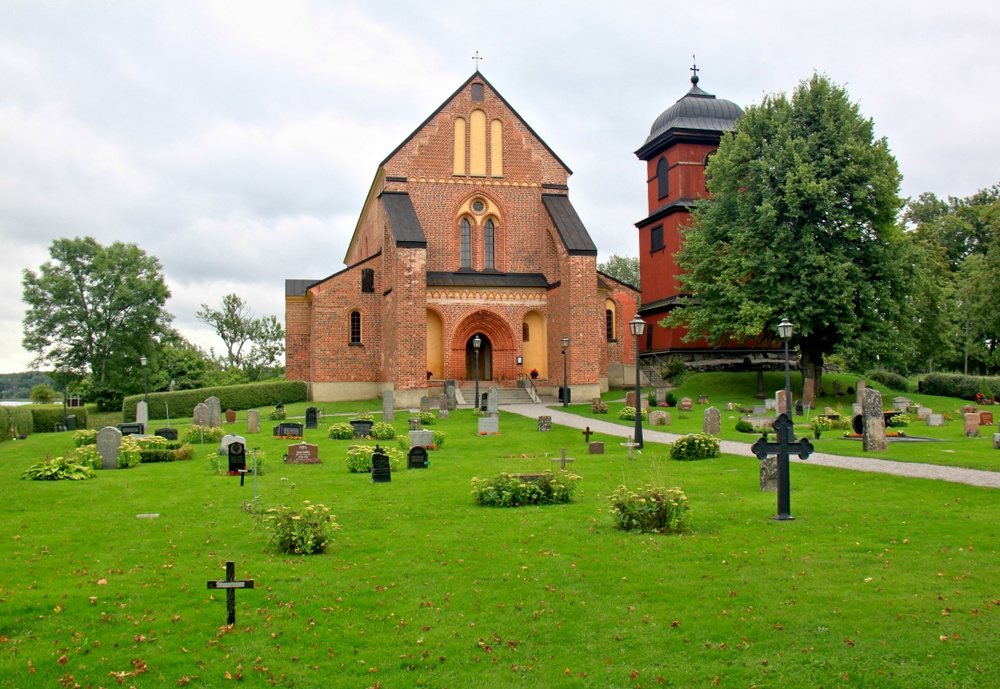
[471,470,580,507]
[670,433,720,461]
[608,484,689,533]
[530,368,539,379]
[264,499,340,555]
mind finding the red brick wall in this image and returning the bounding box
[285,297,311,381]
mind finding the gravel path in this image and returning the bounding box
[501,403,1000,489]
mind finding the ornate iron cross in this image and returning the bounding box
[750,414,814,520]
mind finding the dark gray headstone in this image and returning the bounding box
[862,388,887,452]
[407,446,429,469]
[588,441,604,455]
[205,396,222,428]
[419,396,434,412]
[794,399,804,416]
[832,380,842,396]
[192,402,210,427]
[408,418,422,431]
[155,428,178,441]
[445,380,458,411]
[371,449,391,483]
[760,455,778,492]
[409,430,434,448]
[350,420,373,438]
[117,423,144,436]
[227,441,247,473]
[537,416,552,432]
[305,407,319,429]
[382,390,395,423]
[96,426,122,470]
[486,387,499,417]
[702,406,721,435]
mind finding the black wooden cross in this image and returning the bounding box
[206,561,255,626]
[690,56,700,81]
[750,414,814,521]
[582,426,594,443]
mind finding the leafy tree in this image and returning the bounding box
[665,73,907,391]
[598,255,640,290]
[29,383,57,404]
[196,294,285,379]
[22,237,172,409]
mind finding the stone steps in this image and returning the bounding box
[458,385,536,405]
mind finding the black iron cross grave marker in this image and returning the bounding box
[750,414,814,521]
[206,561,255,625]
[582,426,594,443]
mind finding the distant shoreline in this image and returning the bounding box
[0,400,30,406]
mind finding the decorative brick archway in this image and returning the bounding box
[450,310,518,382]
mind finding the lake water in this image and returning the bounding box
[0,400,30,406]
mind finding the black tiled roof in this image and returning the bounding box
[636,79,742,160]
[285,279,318,297]
[541,194,598,256]
[382,192,427,247]
[426,272,550,288]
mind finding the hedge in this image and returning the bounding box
[121,380,307,421]
[920,373,1000,401]
[28,405,89,433]
[866,370,910,392]
[1,406,34,441]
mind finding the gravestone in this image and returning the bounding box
[382,390,395,422]
[589,441,605,454]
[192,403,210,427]
[755,368,766,398]
[419,396,434,413]
[305,407,318,429]
[752,405,767,416]
[247,410,261,433]
[678,397,693,412]
[746,416,772,429]
[802,379,815,409]
[964,413,980,437]
[486,387,499,417]
[625,392,649,411]
[408,418,422,431]
[759,456,778,492]
[274,422,304,438]
[649,410,668,426]
[832,380,843,396]
[96,426,122,470]
[154,428,178,441]
[409,429,435,448]
[862,388,887,452]
[118,422,144,436]
[702,407,721,435]
[220,434,247,456]
[551,448,575,471]
[764,398,777,412]
[916,406,932,420]
[206,396,222,428]
[926,413,944,427]
[961,404,979,416]
[438,408,449,420]
[225,409,237,424]
[823,406,837,415]
[227,441,246,473]
[855,379,866,404]
[696,394,709,405]
[655,388,667,407]
[444,380,458,411]
[537,416,552,432]
[478,416,499,435]
[350,419,374,438]
[439,396,449,411]
[136,401,149,432]
[775,390,790,416]
[852,403,863,418]
[370,448,391,483]
[892,397,912,412]
[407,446,429,469]
[794,399,804,416]
[981,411,994,426]
[287,442,320,464]
[994,433,1000,450]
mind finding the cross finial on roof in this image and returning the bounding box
[472,51,483,71]
[690,56,700,85]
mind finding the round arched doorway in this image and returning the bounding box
[465,333,492,381]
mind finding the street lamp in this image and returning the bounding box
[561,335,570,408]
[473,335,481,409]
[777,317,794,520]
[140,355,148,407]
[59,365,68,432]
[629,315,647,449]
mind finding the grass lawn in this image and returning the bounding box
[2,406,999,688]
[562,372,1000,472]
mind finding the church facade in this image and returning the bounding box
[285,72,639,406]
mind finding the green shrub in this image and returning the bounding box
[665,392,677,407]
[470,471,580,507]
[346,445,403,473]
[121,380,307,422]
[328,423,354,440]
[617,406,648,421]
[397,436,410,452]
[415,411,436,426]
[269,407,287,420]
[663,357,687,382]
[810,416,835,438]
[867,370,910,392]
[647,391,658,407]
[921,373,1000,401]
[28,405,90,433]
[352,412,374,422]
[74,429,97,447]
[136,437,194,463]
[8,407,33,438]
[670,433,720,461]
[21,455,97,481]
[608,485,689,533]
[369,422,397,440]
[118,437,142,469]
[432,430,446,449]
[263,501,341,555]
[591,399,609,414]
[471,408,484,417]
[74,444,101,470]
[888,413,911,428]
[735,419,754,433]
[182,425,225,443]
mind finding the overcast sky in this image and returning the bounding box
[2,0,998,375]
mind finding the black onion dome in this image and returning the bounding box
[637,76,742,157]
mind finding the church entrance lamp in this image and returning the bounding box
[561,335,570,408]
[140,355,149,407]
[628,315,646,449]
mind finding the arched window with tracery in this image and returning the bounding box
[484,218,495,269]
[349,311,362,344]
[460,218,471,268]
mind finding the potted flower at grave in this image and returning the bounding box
[530,368,539,380]
[427,370,433,380]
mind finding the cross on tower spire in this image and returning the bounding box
[690,55,700,85]
[472,51,483,71]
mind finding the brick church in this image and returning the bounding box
[285,71,639,407]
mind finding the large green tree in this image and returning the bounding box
[665,73,908,390]
[598,255,640,290]
[196,293,285,379]
[22,237,172,406]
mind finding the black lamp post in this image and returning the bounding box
[473,335,481,409]
[777,317,794,520]
[140,355,149,407]
[59,365,68,431]
[629,315,646,449]
[561,335,570,408]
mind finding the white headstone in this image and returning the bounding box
[96,426,122,470]
[135,401,149,432]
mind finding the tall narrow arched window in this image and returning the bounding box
[484,218,495,269]
[657,157,669,199]
[490,119,503,177]
[349,311,362,344]
[453,117,467,175]
[605,299,616,341]
[460,218,471,268]
[470,110,487,175]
